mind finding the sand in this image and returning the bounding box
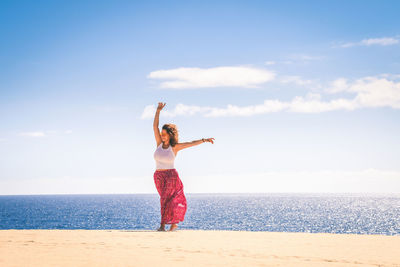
[0,229,399,267]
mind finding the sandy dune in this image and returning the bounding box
[0,229,399,266]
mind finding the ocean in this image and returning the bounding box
[0,193,399,235]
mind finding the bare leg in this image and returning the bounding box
[157,223,166,231]
[169,223,178,231]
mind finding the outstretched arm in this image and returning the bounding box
[176,138,215,152]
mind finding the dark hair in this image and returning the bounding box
[162,123,179,147]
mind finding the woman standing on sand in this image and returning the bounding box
[153,102,215,232]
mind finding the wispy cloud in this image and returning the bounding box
[264,61,276,65]
[140,103,213,119]
[141,74,400,118]
[278,75,316,86]
[140,94,357,118]
[287,53,325,61]
[338,37,399,48]
[17,130,73,137]
[147,65,276,89]
[141,93,357,118]
[18,131,46,137]
[264,54,324,66]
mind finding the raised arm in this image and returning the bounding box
[153,102,166,146]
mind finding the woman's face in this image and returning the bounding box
[161,129,170,143]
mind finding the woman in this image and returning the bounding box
[153,102,215,232]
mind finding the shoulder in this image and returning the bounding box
[173,143,184,150]
[171,144,179,156]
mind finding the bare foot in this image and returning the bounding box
[169,223,178,231]
[157,223,166,231]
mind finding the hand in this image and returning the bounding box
[157,102,166,111]
[204,138,215,144]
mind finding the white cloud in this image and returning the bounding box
[18,131,46,137]
[278,75,315,86]
[361,37,399,46]
[287,53,325,61]
[325,76,400,109]
[17,130,73,137]
[339,37,399,48]
[201,100,289,117]
[288,94,357,113]
[325,78,348,93]
[147,65,276,89]
[140,103,214,119]
[141,75,400,118]
[140,96,357,118]
[265,54,324,66]
[200,93,358,116]
[140,105,157,120]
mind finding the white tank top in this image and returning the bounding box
[154,142,175,170]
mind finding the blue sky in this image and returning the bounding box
[1,0,400,194]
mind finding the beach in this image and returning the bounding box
[0,229,399,266]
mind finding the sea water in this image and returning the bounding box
[0,193,399,235]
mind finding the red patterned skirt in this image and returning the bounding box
[154,168,187,224]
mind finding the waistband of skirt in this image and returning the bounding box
[155,168,176,172]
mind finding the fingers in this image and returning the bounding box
[205,138,215,144]
[157,102,166,110]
